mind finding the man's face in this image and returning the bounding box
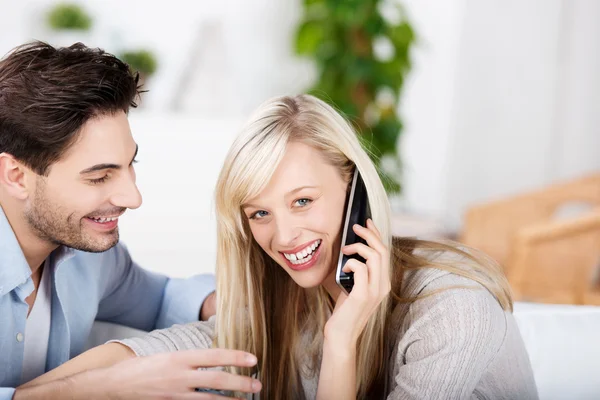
[24,111,142,252]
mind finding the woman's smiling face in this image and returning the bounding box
[242,141,348,288]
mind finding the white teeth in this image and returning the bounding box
[91,216,118,223]
[283,239,321,263]
[291,253,313,265]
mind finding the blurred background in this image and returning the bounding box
[1,0,599,306]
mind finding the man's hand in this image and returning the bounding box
[200,291,217,321]
[15,348,261,399]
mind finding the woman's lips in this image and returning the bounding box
[282,242,323,271]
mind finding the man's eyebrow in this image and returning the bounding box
[79,144,138,174]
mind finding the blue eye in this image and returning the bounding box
[295,198,312,207]
[251,210,269,220]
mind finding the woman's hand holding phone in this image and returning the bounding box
[325,218,391,347]
[317,219,390,400]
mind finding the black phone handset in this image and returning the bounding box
[335,168,372,295]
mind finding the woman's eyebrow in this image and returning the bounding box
[286,185,319,196]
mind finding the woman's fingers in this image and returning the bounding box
[342,242,379,262]
[352,222,386,253]
[367,219,382,239]
[362,220,390,295]
[340,219,390,307]
[344,220,391,302]
[342,243,380,292]
[341,258,370,295]
[343,220,390,299]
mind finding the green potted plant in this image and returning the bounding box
[45,3,93,47]
[47,3,92,31]
[120,49,158,82]
[120,50,158,99]
[295,0,415,193]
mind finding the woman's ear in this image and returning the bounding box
[0,153,33,200]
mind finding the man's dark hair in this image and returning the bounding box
[0,41,140,175]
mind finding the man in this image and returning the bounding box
[0,42,260,399]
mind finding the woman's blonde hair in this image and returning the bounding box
[214,94,512,399]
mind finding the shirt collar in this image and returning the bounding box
[0,206,75,297]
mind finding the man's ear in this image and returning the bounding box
[0,153,32,200]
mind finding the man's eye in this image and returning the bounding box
[295,198,312,207]
[89,176,109,185]
[250,210,269,220]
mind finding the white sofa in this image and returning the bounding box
[89,303,600,400]
[512,302,600,399]
[99,114,600,399]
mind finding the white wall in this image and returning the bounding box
[0,0,314,116]
[553,0,600,181]
[1,1,598,275]
[397,0,467,221]
[400,0,600,230]
[117,115,242,277]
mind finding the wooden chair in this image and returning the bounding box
[460,173,600,305]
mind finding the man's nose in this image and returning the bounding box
[110,174,142,210]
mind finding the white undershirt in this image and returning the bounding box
[21,259,52,383]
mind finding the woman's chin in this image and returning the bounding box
[280,251,335,289]
[288,270,328,289]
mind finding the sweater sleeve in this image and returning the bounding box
[387,283,508,400]
[110,316,216,357]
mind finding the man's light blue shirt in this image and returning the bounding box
[0,208,215,398]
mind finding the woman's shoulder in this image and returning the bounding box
[398,267,507,329]
[386,261,537,398]
[391,244,511,343]
[390,255,511,360]
[397,244,504,299]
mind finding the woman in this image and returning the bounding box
[25,95,538,399]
